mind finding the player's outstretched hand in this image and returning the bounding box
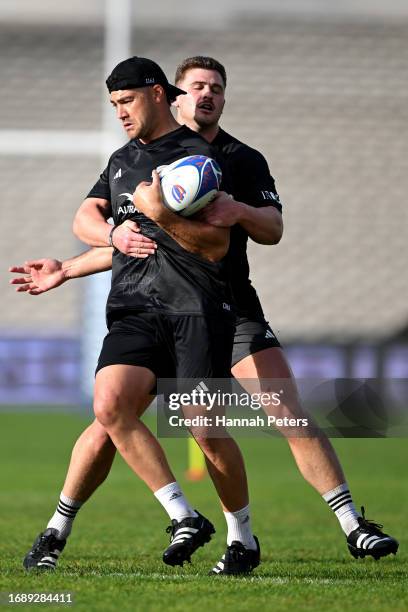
[110,219,157,258]
[133,170,165,223]
[9,259,66,295]
[198,192,241,227]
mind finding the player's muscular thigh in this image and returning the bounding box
[94,364,155,426]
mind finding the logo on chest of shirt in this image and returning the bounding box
[117,192,139,215]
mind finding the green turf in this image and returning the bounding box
[0,412,406,611]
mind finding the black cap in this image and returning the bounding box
[106,56,186,101]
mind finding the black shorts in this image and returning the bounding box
[231,317,281,367]
[96,311,234,379]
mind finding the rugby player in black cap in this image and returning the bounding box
[13,57,259,574]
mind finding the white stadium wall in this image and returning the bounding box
[1,2,408,401]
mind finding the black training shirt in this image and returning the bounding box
[211,128,282,322]
[87,125,234,322]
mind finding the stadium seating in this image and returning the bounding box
[1,18,407,342]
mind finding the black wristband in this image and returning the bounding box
[108,225,117,248]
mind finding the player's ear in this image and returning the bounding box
[152,84,166,103]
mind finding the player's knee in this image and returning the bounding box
[93,387,123,427]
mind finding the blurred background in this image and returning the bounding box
[1,0,407,406]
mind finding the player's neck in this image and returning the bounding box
[180,118,219,143]
[139,116,180,144]
[195,124,220,144]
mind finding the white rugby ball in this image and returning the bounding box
[158,155,222,217]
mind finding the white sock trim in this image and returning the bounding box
[46,492,83,539]
[154,481,197,522]
[323,483,360,536]
[223,504,257,550]
[59,492,82,510]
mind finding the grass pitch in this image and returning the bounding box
[0,412,407,611]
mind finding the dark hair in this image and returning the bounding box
[175,56,227,88]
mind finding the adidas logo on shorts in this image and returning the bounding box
[194,381,209,393]
[265,329,275,340]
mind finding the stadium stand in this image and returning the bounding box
[1,17,407,345]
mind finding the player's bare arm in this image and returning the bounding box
[133,170,230,262]
[73,199,157,256]
[237,204,283,244]
[200,195,283,244]
[73,197,113,246]
[9,248,114,295]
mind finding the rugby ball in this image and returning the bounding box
[158,155,222,217]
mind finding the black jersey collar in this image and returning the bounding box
[131,125,191,150]
[210,127,228,146]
